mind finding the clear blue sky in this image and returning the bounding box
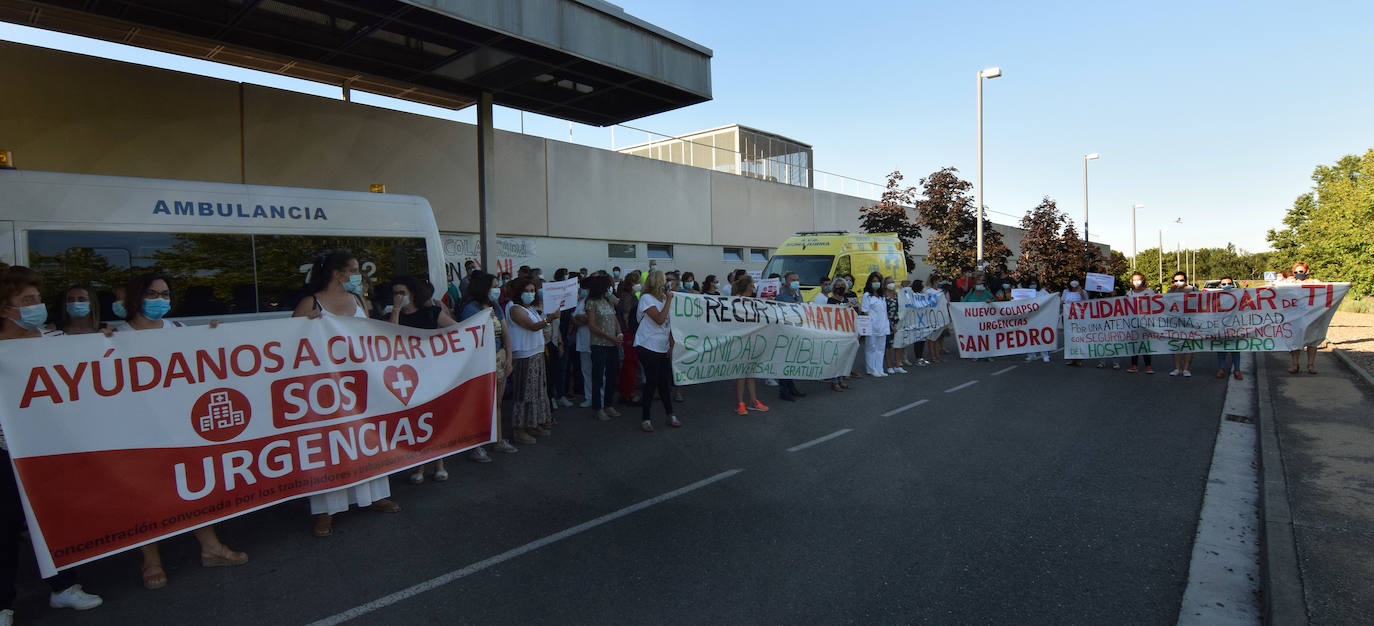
[4,0,1371,256]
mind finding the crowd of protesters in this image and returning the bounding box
[0,255,1326,623]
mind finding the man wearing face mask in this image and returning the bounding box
[1061,280,1088,366]
[773,273,808,401]
[1287,262,1322,374]
[1167,271,1196,377]
[813,276,832,304]
[1124,271,1156,373]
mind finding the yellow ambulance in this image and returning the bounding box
[762,231,908,301]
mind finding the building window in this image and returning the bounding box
[722,247,743,262]
[750,248,770,262]
[607,243,636,259]
[647,244,673,260]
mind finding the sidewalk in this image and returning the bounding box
[1260,350,1374,625]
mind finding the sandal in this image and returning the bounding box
[201,547,249,567]
[368,499,402,513]
[313,514,333,537]
[1288,366,1300,374]
[141,564,167,590]
[830,383,844,392]
[1307,367,1318,375]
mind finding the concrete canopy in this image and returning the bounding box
[0,0,713,125]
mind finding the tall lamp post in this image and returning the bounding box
[1158,228,1165,289]
[976,66,1002,269]
[1131,203,1145,269]
[1082,153,1099,277]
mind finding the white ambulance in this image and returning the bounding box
[0,169,446,324]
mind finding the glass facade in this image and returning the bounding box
[619,125,812,188]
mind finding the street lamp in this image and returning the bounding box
[1131,203,1145,269]
[1158,228,1165,289]
[1082,153,1099,276]
[976,66,1002,268]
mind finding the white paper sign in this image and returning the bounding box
[756,278,781,299]
[541,278,579,315]
[1011,288,1038,300]
[1086,272,1115,293]
[746,270,763,281]
[856,314,883,336]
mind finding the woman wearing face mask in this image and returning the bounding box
[824,279,853,391]
[386,276,464,478]
[1287,263,1321,374]
[1212,276,1245,380]
[635,270,682,429]
[1124,272,1156,373]
[860,271,890,377]
[56,284,101,335]
[993,280,1013,302]
[0,267,106,616]
[701,274,720,296]
[882,279,907,374]
[457,271,519,462]
[728,275,770,414]
[582,275,623,421]
[505,277,560,443]
[616,271,643,405]
[1167,271,1195,377]
[1062,280,1088,366]
[679,271,700,294]
[123,273,249,587]
[292,251,400,539]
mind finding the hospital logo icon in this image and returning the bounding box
[191,388,251,442]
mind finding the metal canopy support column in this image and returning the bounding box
[477,91,494,271]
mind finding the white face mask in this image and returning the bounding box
[1131,280,1144,287]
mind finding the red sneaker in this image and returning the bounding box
[1215,369,1227,379]
[1126,365,1138,373]
[1145,366,1156,374]
[748,401,770,412]
[1233,370,1243,380]
[735,402,747,415]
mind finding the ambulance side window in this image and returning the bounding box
[833,255,851,279]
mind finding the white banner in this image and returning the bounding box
[541,278,579,315]
[1063,284,1350,358]
[950,293,1062,357]
[892,289,951,348]
[0,312,496,576]
[669,293,860,384]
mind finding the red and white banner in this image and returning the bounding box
[1063,284,1350,358]
[950,293,1062,358]
[0,311,496,576]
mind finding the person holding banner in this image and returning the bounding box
[117,272,249,584]
[773,273,808,401]
[386,276,465,474]
[702,274,721,296]
[1213,277,1244,380]
[1123,272,1157,373]
[861,272,890,376]
[1287,262,1322,374]
[727,275,772,413]
[55,284,101,335]
[882,279,908,374]
[457,272,519,460]
[0,267,105,618]
[293,253,402,538]
[506,278,558,443]
[1167,272,1196,377]
[825,280,854,391]
[635,271,680,430]
[1062,281,1088,366]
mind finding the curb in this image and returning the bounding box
[1255,354,1309,625]
[1332,348,1374,390]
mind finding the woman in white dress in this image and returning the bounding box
[292,252,400,538]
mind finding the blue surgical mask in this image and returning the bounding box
[633,284,642,293]
[66,301,91,319]
[111,301,128,319]
[399,296,411,308]
[1221,283,1235,290]
[14,303,48,330]
[521,292,536,305]
[142,298,172,320]
[822,284,832,293]
[489,288,502,302]
[871,281,880,290]
[684,281,695,289]
[342,273,363,295]
[789,281,800,291]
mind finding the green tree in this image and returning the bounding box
[1267,149,1374,297]
[858,171,922,271]
[1015,196,1069,288]
[912,167,1010,279]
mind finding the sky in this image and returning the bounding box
[4,0,1372,256]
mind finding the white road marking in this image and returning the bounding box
[944,380,979,393]
[881,399,929,417]
[305,468,745,626]
[991,365,1018,376]
[786,428,854,452]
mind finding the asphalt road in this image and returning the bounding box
[19,351,1225,625]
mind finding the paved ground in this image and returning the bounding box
[1326,311,1374,373]
[17,350,1228,625]
[1265,350,1374,625]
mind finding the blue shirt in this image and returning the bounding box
[774,288,802,304]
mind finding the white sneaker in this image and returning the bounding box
[894,367,909,374]
[764,378,779,386]
[872,371,887,377]
[1182,370,1192,378]
[1042,355,1050,363]
[493,439,518,453]
[558,397,574,407]
[50,584,103,610]
[885,368,895,374]
[0,608,12,626]
[1024,354,1036,362]
[550,398,559,411]
[1169,369,1181,376]
[578,399,593,408]
[595,409,610,421]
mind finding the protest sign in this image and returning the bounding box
[1264,271,1277,282]
[0,311,496,576]
[950,293,1062,358]
[756,278,781,299]
[1011,288,1038,300]
[1062,284,1350,359]
[856,313,883,336]
[746,270,763,282]
[541,278,579,315]
[1086,272,1115,293]
[669,293,860,384]
[891,289,950,348]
